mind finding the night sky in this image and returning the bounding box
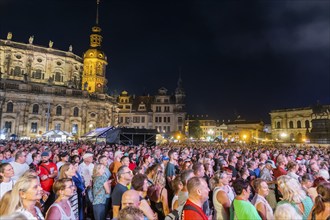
[1,0,329,123]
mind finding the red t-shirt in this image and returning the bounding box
[182,199,208,220]
[128,162,137,171]
[39,162,57,192]
[273,167,287,179]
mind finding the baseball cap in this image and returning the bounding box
[266,160,276,168]
[41,151,49,157]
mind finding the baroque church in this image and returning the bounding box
[0,4,186,140]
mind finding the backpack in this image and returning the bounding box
[165,203,200,220]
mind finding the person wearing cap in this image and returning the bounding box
[260,160,277,210]
[78,151,94,188]
[39,150,58,214]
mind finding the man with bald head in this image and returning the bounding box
[121,189,140,208]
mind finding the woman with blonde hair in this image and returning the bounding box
[276,175,313,220]
[45,178,76,220]
[92,163,111,220]
[308,182,330,220]
[274,203,302,220]
[149,170,169,220]
[59,163,79,219]
[211,170,235,220]
[0,174,44,219]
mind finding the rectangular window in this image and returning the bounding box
[155,117,158,123]
[141,117,145,123]
[167,126,171,132]
[164,99,169,103]
[4,121,12,133]
[164,106,170,112]
[168,117,170,123]
[133,117,140,123]
[31,122,37,133]
[164,117,167,123]
[125,117,130,124]
[178,117,183,123]
[55,123,61,130]
[119,117,123,123]
[156,106,161,112]
[159,117,162,123]
[72,124,78,135]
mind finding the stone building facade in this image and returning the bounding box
[116,84,186,134]
[270,107,313,142]
[0,24,117,139]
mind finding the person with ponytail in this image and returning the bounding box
[308,182,330,220]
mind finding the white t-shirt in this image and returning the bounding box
[10,161,29,181]
[0,179,15,198]
[78,162,94,187]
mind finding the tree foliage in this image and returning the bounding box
[189,120,203,139]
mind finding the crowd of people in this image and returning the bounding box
[0,140,329,220]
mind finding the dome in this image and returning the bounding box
[84,48,107,61]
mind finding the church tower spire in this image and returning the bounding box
[175,70,185,104]
[82,0,108,93]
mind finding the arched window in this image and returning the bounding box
[14,66,21,76]
[56,106,62,116]
[297,120,302,128]
[305,120,310,128]
[289,121,294,129]
[276,122,281,129]
[55,72,62,82]
[73,107,79,117]
[7,102,13,113]
[32,104,39,114]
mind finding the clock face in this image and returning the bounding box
[97,83,102,88]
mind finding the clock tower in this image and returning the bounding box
[82,0,108,93]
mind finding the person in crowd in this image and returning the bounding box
[230,178,261,220]
[110,150,123,186]
[308,182,330,220]
[273,155,288,179]
[56,151,69,174]
[238,167,250,181]
[141,154,153,173]
[91,163,111,220]
[149,168,170,220]
[118,206,145,220]
[59,163,79,220]
[131,174,157,219]
[287,161,300,181]
[171,175,183,210]
[29,152,41,172]
[260,159,277,209]
[276,175,313,220]
[298,164,307,177]
[26,147,38,166]
[181,177,210,220]
[1,174,44,219]
[165,149,178,189]
[128,153,137,171]
[251,178,274,220]
[45,178,76,220]
[178,169,195,206]
[301,173,317,201]
[274,203,302,220]
[227,154,238,179]
[121,155,130,167]
[2,149,14,163]
[0,163,15,199]
[10,150,29,181]
[247,160,257,181]
[146,163,162,186]
[78,152,94,188]
[112,165,133,219]
[0,190,13,216]
[121,189,141,208]
[38,151,58,214]
[211,170,235,220]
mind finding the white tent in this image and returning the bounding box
[42,130,73,142]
